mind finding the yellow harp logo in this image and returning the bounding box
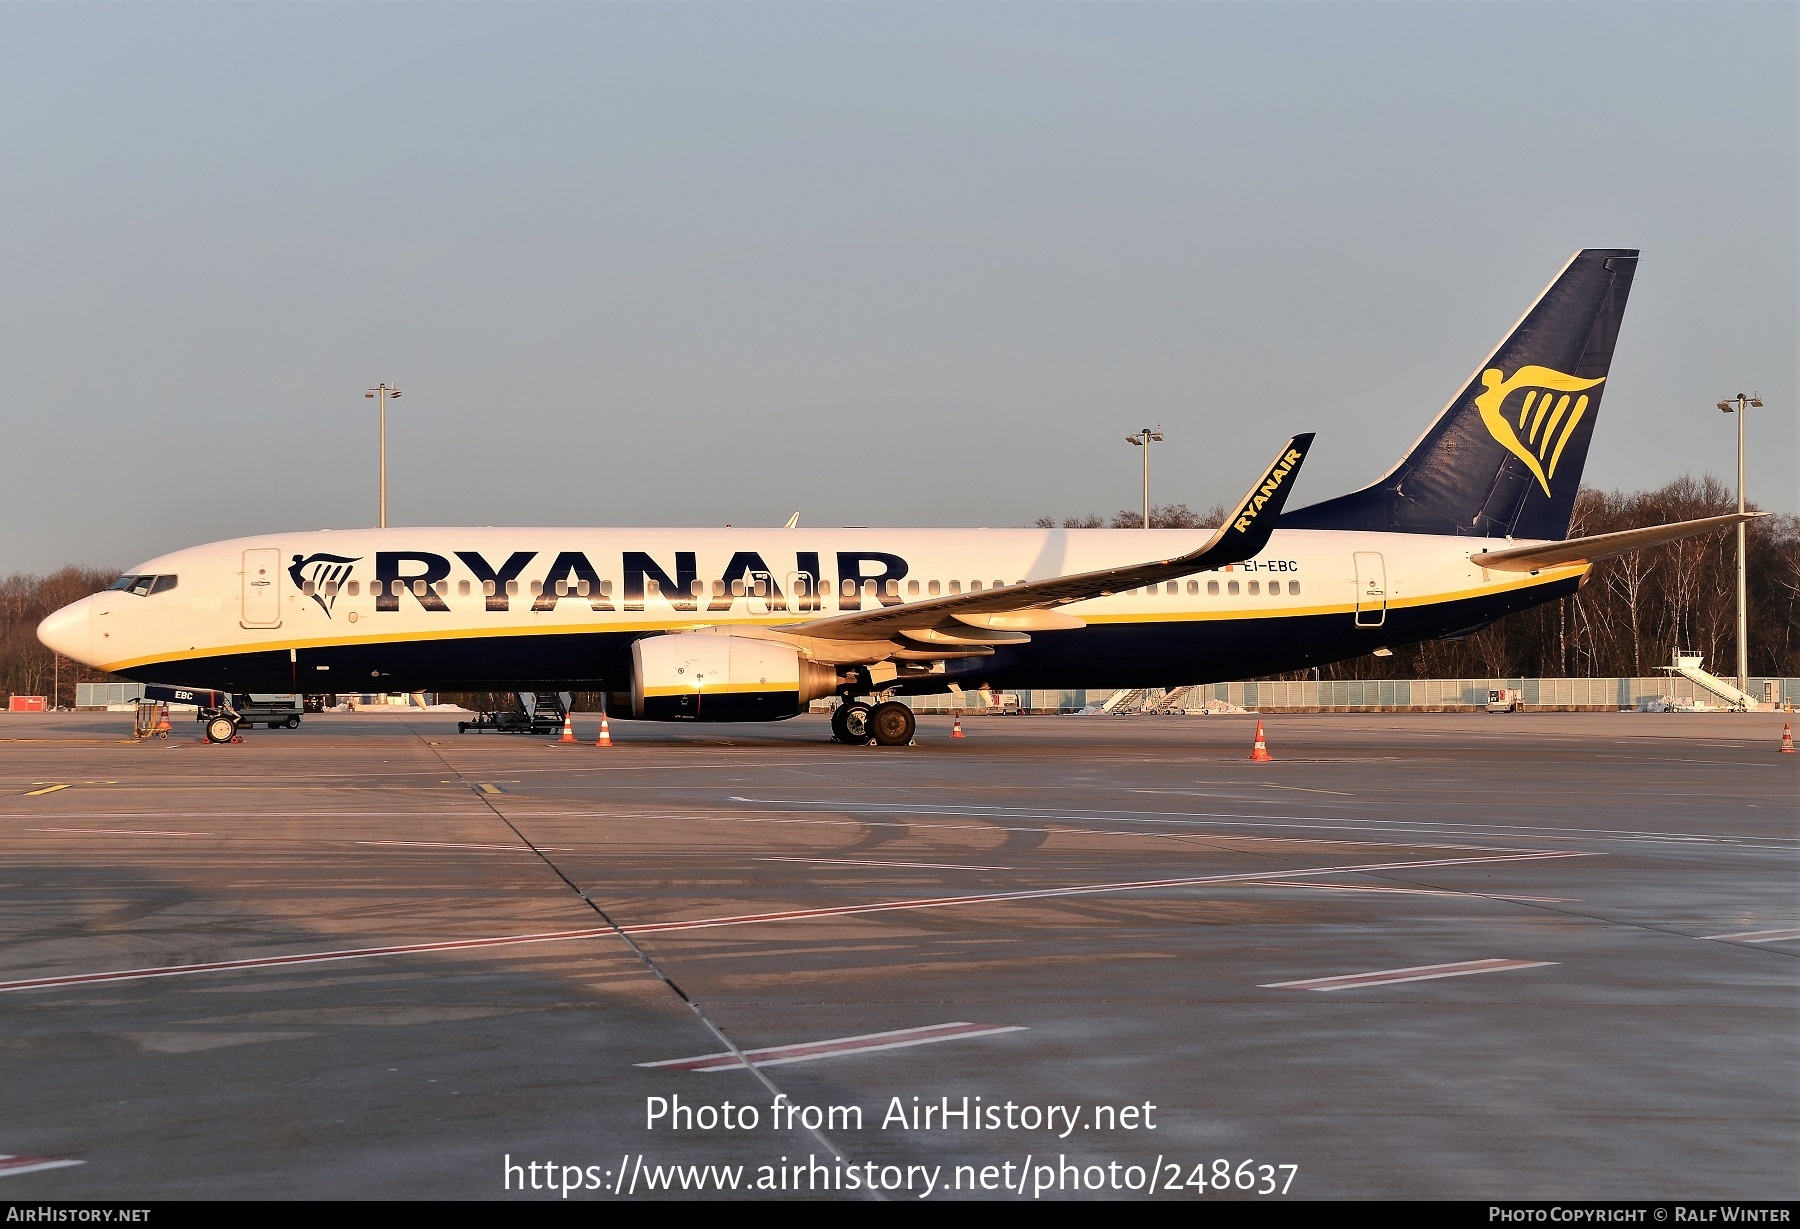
[1474,365,1605,497]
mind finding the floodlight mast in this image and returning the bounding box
[366,384,402,529]
[1716,392,1762,694]
[1125,427,1165,529]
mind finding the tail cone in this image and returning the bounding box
[596,713,613,748]
[1250,719,1273,762]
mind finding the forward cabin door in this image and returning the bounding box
[1353,551,1386,628]
[242,548,283,628]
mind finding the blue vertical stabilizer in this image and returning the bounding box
[1282,249,1638,540]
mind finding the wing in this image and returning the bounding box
[782,434,1315,643]
[1468,511,1764,572]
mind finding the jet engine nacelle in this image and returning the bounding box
[631,633,838,722]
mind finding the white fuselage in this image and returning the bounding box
[40,525,1582,696]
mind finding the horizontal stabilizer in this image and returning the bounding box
[1469,512,1764,572]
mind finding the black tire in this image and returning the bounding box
[830,701,872,744]
[205,715,237,744]
[285,716,301,729]
[869,701,916,747]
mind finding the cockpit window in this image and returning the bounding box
[112,574,177,596]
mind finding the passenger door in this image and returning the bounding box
[785,571,816,615]
[1353,551,1386,628]
[242,548,282,628]
[747,570,778,614]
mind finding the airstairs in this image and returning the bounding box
[1662,652,1761,712]
[1148,686,1203,713]
[1100,688,1158,713]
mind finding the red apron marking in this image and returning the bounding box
[639,1022,1027,1072]
[1263,958,1557,991]
[1704,927,1800,944]
[357,841,574,852]
[28,827,211,837]
[0,849,1585,994]
[0,1154,85,1177]
[756,856,1013,872]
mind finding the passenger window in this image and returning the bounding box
[971,580,983,592]
[885,579,899,597]
[505,579,518,596]
[731,579,746,597]
[1187,581,1198,595]
[347,580,360,596]
[712,580,726,598]
[928,580,941,596]
[301,580,316,596]
[841,579,855,598]
[458,580,470,597]
[753,579,767,597]
[577,580,590,597]
[907,580,920,597]
[1228,580,1240,595]
[690,579,705,597]
[323,581,339,597]
[532,580,545,597]
[1207,580,1219,595]
[598,580,613,598]
[949,580,962,594]
[1248,581,1260,595]
[1288,580,1300,595]
[993,580,1004,590]
[435,579,449,597]
[414,579,429,597]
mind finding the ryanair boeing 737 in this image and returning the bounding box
[38,249,1757,744]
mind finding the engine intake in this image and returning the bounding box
[632,634,837,722]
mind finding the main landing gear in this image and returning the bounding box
[830,699,916,747]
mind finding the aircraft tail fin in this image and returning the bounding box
[1281,248,1639,540]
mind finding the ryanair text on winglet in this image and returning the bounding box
[1233,448,1306,533]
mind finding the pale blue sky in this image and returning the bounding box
[3,2,1793,572]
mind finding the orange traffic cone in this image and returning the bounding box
[596,712,613,747]
[1781,723,1795,754]
[950,715,965,739]
[1249,719,1273,762]
[559,712,576,743]
[155,704,171,735]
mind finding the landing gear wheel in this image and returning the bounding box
[868,701,916,747]
[831,701,873,744]
[205,715,238,744]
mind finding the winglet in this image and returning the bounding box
[1182,433,1315,572]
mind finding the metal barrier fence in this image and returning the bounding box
[1031,677,1800,713]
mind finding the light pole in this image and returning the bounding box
[366,384,402,528]
[1716,392,1761,694]
[1125,427,1164,529]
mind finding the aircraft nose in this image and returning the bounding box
[36,596,94,665]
